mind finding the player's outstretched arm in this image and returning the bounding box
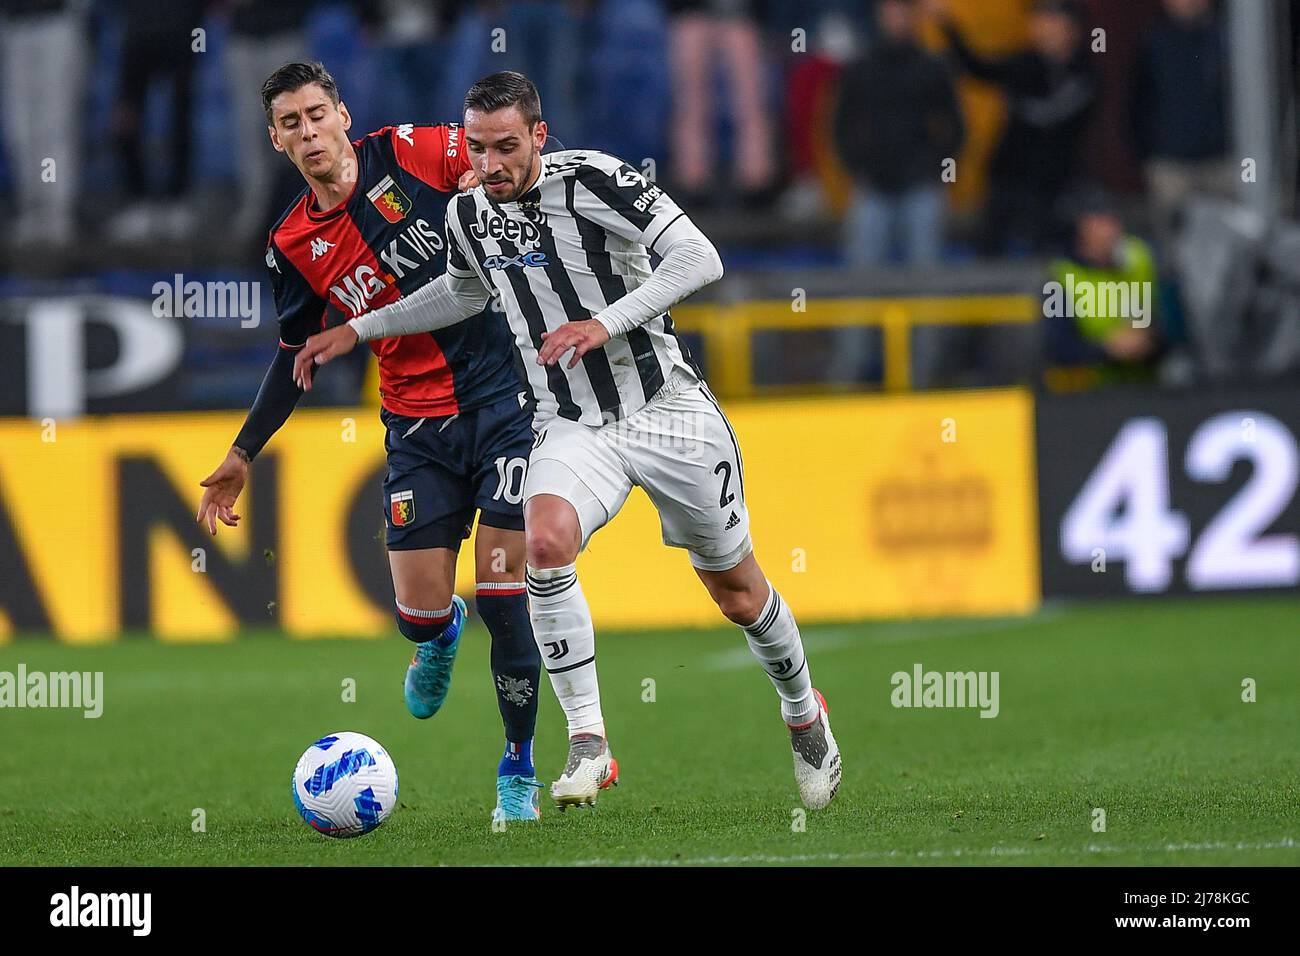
[293,271,491,390]
[351,269,491,340]
[588,217,723,338]
[538,156,724,368]
[202,235,330,531]
[536,220,721,366]
[197,347,303,534]
[538,232,721,367]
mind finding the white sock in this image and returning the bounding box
[526,563,604,737]
[743,584,817,725]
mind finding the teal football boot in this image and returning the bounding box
[403,595,467,718]
[492,773,544,824]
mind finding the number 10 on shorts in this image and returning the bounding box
[493,456,527,505]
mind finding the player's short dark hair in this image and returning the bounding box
[463,71,542,128]
[261,62,340,123]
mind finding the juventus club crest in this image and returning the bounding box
[367,175,412,223]
[389,489,415,527]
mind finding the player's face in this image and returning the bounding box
[465,106,547,203]
[267,85,354,184]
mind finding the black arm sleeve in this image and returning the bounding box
[234,236,326,459]
[233,347,305,460]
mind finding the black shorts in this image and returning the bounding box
[381,392,533,551]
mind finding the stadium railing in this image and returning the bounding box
[673,293,1040,395]
[670,261,1045,395]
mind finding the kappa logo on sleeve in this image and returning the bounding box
[389,489,415,527]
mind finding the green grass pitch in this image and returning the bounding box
[1,596,1297,866]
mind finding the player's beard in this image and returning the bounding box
[491,145,541,203]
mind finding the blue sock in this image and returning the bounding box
[499,739,534,777]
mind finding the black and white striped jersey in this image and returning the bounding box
[443,149,704,426]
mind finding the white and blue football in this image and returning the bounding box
[292,731,398,838]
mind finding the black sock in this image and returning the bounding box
[476,585,541,750]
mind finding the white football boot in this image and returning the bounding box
[789,689,841,810]
[551,733,619,810]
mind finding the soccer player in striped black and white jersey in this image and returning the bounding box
[295,71,841,812]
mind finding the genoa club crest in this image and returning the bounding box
[390,489,415,527]
[367,175,412,223]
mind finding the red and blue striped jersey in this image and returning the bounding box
[265,124,520,417]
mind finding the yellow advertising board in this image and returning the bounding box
[0,389,1038,642]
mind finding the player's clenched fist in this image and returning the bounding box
[537,319,611,369]
[293,324,360,390]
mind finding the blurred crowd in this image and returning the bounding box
[0,0,1292,390]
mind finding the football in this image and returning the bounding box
[291,731,398,838]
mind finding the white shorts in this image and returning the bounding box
[523,370,753,571]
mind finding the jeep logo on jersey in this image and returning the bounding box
[367,175,412,224]
[483,252,549,270]
[470,209,542,246]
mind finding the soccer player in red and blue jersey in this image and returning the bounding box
[194,62,543,823]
